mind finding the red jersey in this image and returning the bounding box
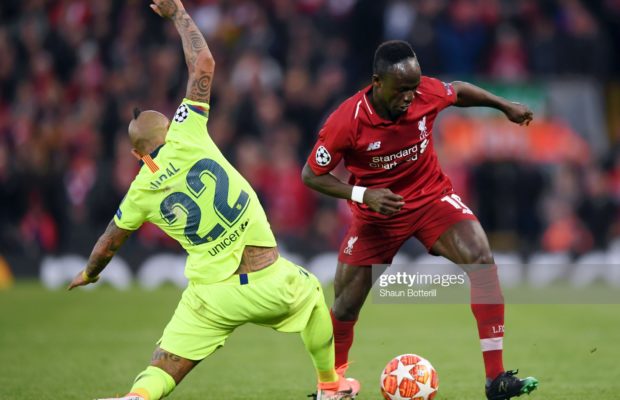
[307,76,457,220]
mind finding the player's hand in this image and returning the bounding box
[150,0,184,19]
[364,188,405,216]
[67,269,100,291]
[503,102,533,126]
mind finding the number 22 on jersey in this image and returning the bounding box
[159,158,249,245]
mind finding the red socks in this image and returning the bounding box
[468,265,505,380]
[330,309,357,369]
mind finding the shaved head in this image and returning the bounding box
[128,109,170,155]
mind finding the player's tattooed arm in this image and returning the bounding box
[67,220,132,290]
[238,246,279,272]
[150,0,215,103]
[451,81,533,126]
[84,220,132,277]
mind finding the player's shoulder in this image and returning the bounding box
[127,164,154,193]
[167,98,212,145]
[328,86,372,123]
[170,98,210,125]
[418,76,454,99]
[120,173,145,207]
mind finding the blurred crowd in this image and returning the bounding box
[1,0,620,263]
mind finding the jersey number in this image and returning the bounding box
[441,194,473,215]
[159,159,249,245]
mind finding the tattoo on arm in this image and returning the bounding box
[173,10,207,68]
[84,220,132,277]
[238,247,279,272]
[189,30,207,53]
[170,8,214,102]
[149,346,197,383]
[151,348,182,363]
[187,74,212,103]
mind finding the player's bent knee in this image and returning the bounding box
[332,297,363,321]
[332,307,359,322]
[473,250,494,265]
[460,246,495,267]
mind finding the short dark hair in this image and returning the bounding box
[373,40,417,76]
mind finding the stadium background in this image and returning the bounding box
[2,0,620,283]
[1,1,620,400]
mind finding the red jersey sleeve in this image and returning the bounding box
[307,108,355,175]
[422,76,457,112]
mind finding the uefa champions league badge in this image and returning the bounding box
[315,145,331,166]
[174,104,190,123]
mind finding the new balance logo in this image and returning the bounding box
[367,141,381,151]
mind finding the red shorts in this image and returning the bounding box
[338,192,478,265]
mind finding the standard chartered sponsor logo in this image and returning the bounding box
[371,144,418,163]
[368,144,422,169]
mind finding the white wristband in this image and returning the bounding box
[351,186,367,203]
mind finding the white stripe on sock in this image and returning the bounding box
[480,337,503,352]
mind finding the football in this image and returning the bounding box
[380,354,439,400]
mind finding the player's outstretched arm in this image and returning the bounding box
[67,220,132,290]
[452,81,533,126]
[301,163,405,216]
[150,0,215,103]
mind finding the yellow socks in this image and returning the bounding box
[129,366,176,400]
[301,303,339,385]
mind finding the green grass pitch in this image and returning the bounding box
[1,282,619,399]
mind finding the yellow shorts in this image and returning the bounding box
[158,257,326,361]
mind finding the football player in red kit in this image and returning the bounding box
[302,40,539,400]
